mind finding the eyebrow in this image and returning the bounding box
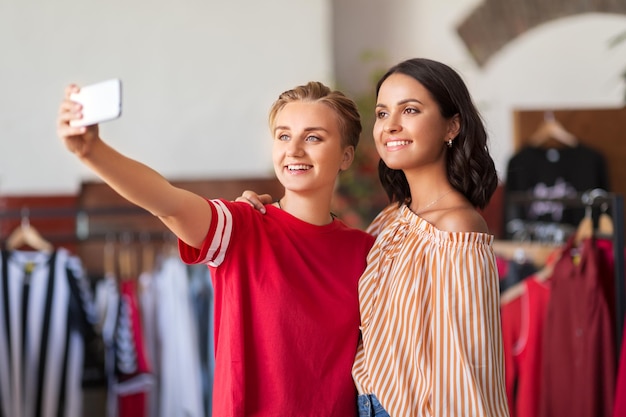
[375,98,423,108]
[274,126,330,133]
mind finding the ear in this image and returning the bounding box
[339,145,355,171]
[447,114,461,140]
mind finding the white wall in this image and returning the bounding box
[3,0,626,195]
[0,0,332,195]
[479,12,626,179]
[332,0,626,181]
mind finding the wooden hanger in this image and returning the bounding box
[104,234,117,277]
[118,232,138,280]
[5,209,53,252]
[575,189,613,244]
[500,246,562,305]
[574,204,594,245]
[528,111,578,148]
[493,240,560,269]
[162,231,178,258]
[140,232,155,274]
[499,264,552,306]
[597,202,614,237]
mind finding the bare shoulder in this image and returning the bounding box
[431,205,490,234]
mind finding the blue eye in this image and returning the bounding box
[278,134,290,141]
[305,135,321,142]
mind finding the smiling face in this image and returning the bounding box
[271,100,354,195]
[373,73,459,175]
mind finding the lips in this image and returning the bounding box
[385,140,412,147]
[286,164,312,171]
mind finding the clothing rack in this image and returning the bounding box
[0,204,178,279]
[0,205,173,243]
[505,190,625,355]
[8,192,625,352]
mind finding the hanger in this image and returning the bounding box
[574,189,598,245]
[118,232,137,280]
[5,208,53,252]
[500,246,562,305]
[534,247,562,282]
[493,240,560,269]
[597,201,614,237]
[574,189,613,245]
[574,204,594,245]
[528,111,578,148]
[162,231,179,258]
[140,232,155,274]
[104,233,117,277]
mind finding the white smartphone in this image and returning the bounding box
[69,78,122,127]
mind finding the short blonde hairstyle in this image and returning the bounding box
[268,81,362,149]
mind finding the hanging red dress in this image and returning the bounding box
[539,236,615,417]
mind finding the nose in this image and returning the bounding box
[383,115,401,133]
[286,139,304,157]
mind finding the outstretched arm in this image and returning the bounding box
[57,84,211,248]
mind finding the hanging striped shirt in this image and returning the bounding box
[352,204,510,417]
[0,248,99,417]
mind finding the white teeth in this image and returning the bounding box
[386,140,412,147]
[287,164,311,171]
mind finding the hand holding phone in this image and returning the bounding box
[69,79,122,127]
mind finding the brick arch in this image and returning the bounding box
[457,0,626,66]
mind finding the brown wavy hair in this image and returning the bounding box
[376,58,498,209]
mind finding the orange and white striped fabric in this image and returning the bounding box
[352,204,510,417]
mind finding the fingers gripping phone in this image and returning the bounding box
[69,79,122,127]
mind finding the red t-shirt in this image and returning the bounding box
[179,199,375,417]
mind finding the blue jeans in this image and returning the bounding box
[358,394,390,417]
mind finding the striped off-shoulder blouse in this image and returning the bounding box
[352,204,510,417]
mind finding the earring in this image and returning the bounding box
[446,139,453,148]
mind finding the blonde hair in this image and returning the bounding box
[268,81,362,149]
